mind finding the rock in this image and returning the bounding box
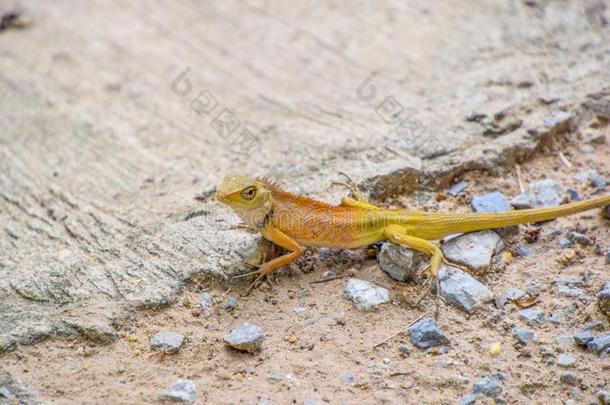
[151,332,185,354]
[472,375,502,397]
[598,390,610,405]
[437,266,494,313]
[515,245,532,257]
[0,387,12,399]
[65,319,119,345]
[518,308,545,325]
[448,180,469,196]
[598,282,610,316]
[566,189,581,201]
[341,372,355,385]
[224,296,238,312]
[459,393,480,405]
[583,321,604,331]
[580,145,594,153]
[408,318,450,349]
[471,192,518,236]
[544,111,573,128]
[556,334,575,349]
[505,288,526,301]
[398,344,410,354]
[606,249,610,264]
[558,237,573,249]
[511,179,565,209]
[560,372,578,386]
[567,231,591,246]
[441,231,504,272]
[586,333,610,354]
[574,169,607,188]
[0,372,39,404]
[223,322,264,353]
[378,242,427,282]
[344,279,389,311]
[573,331,594,346]
[199,291,213,312]
[558,286,585,299]
[557,353,575,367]
[512,327,534,345]
[159,380,197,403]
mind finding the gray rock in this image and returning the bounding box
[441,231,504,272]
[566,189,581,201]
[0,387,12,399]
[598,390,610,405]
[544,111,573,128]
[64,319,119,345]
[556,334,575,349]
[344,279,389,311]
[511,179,565,209]
[547,313,562,324]
[472,375,502,397]
[518,308,545,325]
[223,322,264,353]
[567,231,591,246]
[557,353,575,367]
[560,372,578,386]
[159,380,197,403]
[199,291,213,312]
[505,288,526,301]
[598,282,610,316]
[398,343,410,354]
[512,327,534,345]
[558,286,585,299]
[0,372,40,404]
[224,296,238,312]
[587,333,610,354]
[574,169,607,188]
[437,266,494,313]
[378,242,427,282]
[515,245,532,257]
[471,191,519,236]
[580,144,594,153]
[558,237,573,248]
[606,249,610,264]
[459,393,480,405]
[573,331,594,346]
[341,372,355,385]
[408,318,450,349]
[448,180,469,196]
[583,321,604,331]
[151,331,185,354]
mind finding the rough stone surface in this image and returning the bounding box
[344,279,389,311]
[159,380,197,403]
[511,179,566,209]
[198,292,213,313]
[0,372,40,405]
[560,372,578,386]
[441,231,504,272]
[408,318,450,349]
[512,328,534,345]
[437,266,494,313]
[574,169,607,188]
[505,288,526,301]
[518,309,545,325]
[598,282,610,317]
[150,332,185,354]
[567,231,591,246]
[557,353,575,368]
[472,375,502,397]
[378,243,427,282]
[223,322,265,353]
[573,331,594,346]
[587,333,610,354]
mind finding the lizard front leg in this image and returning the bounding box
[237,227,304,292]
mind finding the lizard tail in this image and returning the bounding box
[410,194,610,239]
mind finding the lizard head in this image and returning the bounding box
[216,175,273,228]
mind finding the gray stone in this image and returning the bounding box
[341,372,355,385]
[448,180,469,196]
[574,169,607,188]
[151,331,185,354]
[198,291,213,312]
[437,266,494,313]
[583,321,604,331]
[587,333,610,354]
[518,308,545,325]
[159,380,197,403]
[556,334,575,349]
[0,372,40,404]
[441,231,504,272]
[567,231,591,246]
[511,179,565,209]
[223,322,264,353]
[408,318,450,349]
[0,387,12,399]
[505,288,526,301]
[560,372,578,386]
[399,344,410,354]
[459,393,480,405]
[557,353,575,367]
[472,375,502,397]
[598,390,610,405]
[606,249,610,264]
[580,144,594,153]
[378,242,427,282]
[471,191,519,236]
[512,327,534,345]
[547,313,562,324]
[598,282,610,316]
[573,331,594,346]
[544,111,573,128]
[344,279,389,311]
[515,245,532,257]
[558,237,573,248]
[224,296,238,312]
[64,319,119,345]
[566,189,581,201]
[558,286,585,299]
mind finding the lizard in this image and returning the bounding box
[216,175,610,297]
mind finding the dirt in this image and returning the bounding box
[1,137,609,404]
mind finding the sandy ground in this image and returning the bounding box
[2,136,608,405]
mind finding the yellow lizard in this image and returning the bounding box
[216,175,609,294]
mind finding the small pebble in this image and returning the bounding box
[159,380,197,403]
[560,372,578,386]
[408,318,450,349]
[598,390,610,405]
[513,327,534,345]
[515,245,532,257]
[472,375,502,397]
[341,372,355,385]
[586,333,610,354]
[459,393,479,405]
[557,353,575,367]
[566,189,581,201]
[558,237,573,249]
[448,180,468,196]
[505,288,526,301]
[0,387,12,399]
[399,343,410,355]
[150,332,185,354]
[224,296,238,312]
[223,322,265,353]
[199,291,213,312]
[344,279,389,311]
[518,308,545,325]
[573,331,594,346]
[598,282,610,316]
[567,231,591,246]
[511,179,565,209]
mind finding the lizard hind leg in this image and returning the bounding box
[384,225,445,315]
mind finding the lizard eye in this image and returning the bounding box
[241,186,257,200]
